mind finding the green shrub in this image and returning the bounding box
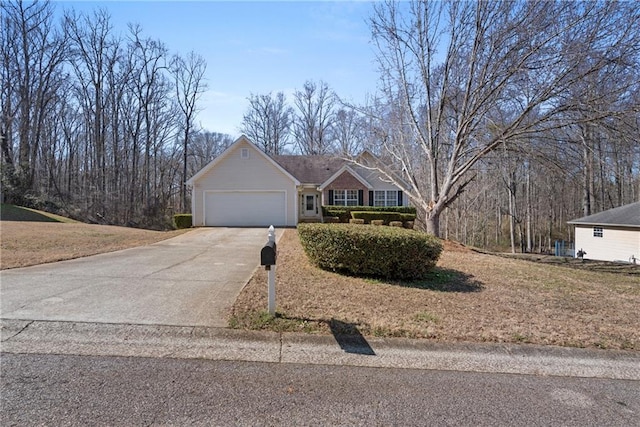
[351,211,409,224]
[349,211,416,224]
[323,216,340,223]
[322,206,416,223]
[297,223,443,280]
[323,207,353,223]
[173,214,192,229]
[400,213,417,222]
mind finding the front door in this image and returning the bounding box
[304,194,317,216]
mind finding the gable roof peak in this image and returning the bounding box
[187,135,299,185]
[318,164,374,190]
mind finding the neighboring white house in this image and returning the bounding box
[568,201,640,263]
[186,135,409,227]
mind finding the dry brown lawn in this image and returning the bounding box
[3,220,637,351]
[231,229,640,350]
[0,221,186,269]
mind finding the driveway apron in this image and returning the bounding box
[0,228,274,327]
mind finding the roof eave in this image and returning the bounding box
[568,221,640,229]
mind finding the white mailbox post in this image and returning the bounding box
[260,225,277,315]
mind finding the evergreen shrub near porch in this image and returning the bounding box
[322,206,416,223]
[297,223,442,280]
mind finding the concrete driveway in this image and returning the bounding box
[0,227,277,327]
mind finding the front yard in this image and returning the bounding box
[230,229,640,350]
[2,215,637,351]
[0,221,185,269]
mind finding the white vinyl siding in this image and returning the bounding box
[574,225,639,263]
[334,190,358,206]
[374,190,398,207]
[190,139,297,226]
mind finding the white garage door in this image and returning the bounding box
[204,191,287,226]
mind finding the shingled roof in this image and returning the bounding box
[568,201,640,228]
[272,155,347,184]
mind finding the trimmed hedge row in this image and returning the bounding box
[298,223,442,280]
[322,205,416,223]
[173,214,192,229]
[350,211,416,224]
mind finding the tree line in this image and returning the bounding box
[240,79,375,157]
[1,0,230,228]
[1,1,368,228]
[2,0,639,253]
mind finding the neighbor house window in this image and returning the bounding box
[374,190,398,207]
[333,190,358,206]
[593,226,603,237]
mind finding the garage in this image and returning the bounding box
[204,191,287,227]
[188,136,300,227]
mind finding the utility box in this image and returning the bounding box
[261,241,277,267]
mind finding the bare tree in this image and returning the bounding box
[293,80,336,155]
[65,7,121,215]
[1,0,66,201]
[170,51,207,212]
[188,131,233,173]
[0,0,219,228]
[331,107,366,156]
[128,25,171,215]
[365,0,640,237]
[240,91,293,155]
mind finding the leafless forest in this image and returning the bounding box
[2,0,639,252]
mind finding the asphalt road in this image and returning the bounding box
[2,352,638,426]
[0,227,278,327]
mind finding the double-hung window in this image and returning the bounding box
[373,190,398,207]
[333,190,358,206]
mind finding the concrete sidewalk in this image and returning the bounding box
[2,319,638,381]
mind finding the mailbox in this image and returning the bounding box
[261,240,277,267]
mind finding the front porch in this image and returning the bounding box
[297,187,322,223]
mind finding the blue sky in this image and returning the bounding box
[54,1,379,137]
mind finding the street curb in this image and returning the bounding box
[1,319,639,380]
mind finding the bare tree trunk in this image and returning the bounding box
[508,183,516,254]
[425,211,440,237]
[171,51,207,213]
[181,123,190,212]
[526,163,532,252]
[581,127,596,216]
